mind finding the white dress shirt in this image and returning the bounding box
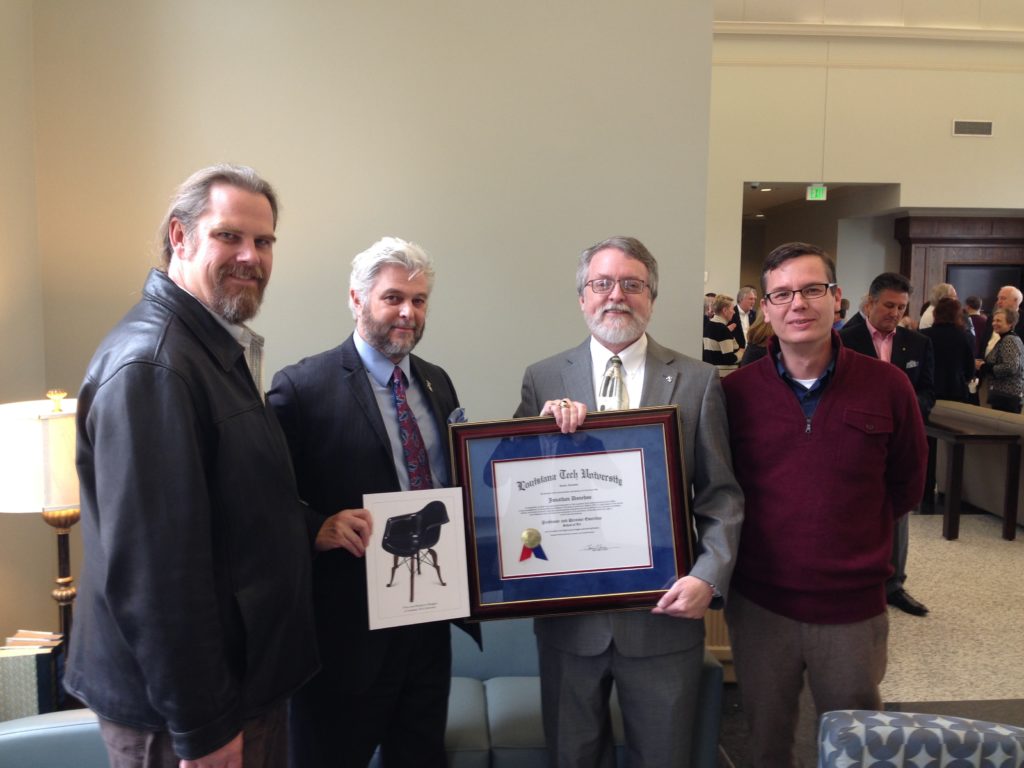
[589,334,647,410]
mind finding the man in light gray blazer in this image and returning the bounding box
[514,236,743,767]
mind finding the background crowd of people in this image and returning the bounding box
[703,277,1024,415]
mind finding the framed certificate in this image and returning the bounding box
[449,406,693,619]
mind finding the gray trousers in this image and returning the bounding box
[726,591,888,768]
[538,639,702,768]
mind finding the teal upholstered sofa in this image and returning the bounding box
[0,617,724,768]
[427,617,724,768]
[0,708,107,768]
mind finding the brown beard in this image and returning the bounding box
[213,266,266,324]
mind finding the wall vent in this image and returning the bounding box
[953,120,993,137]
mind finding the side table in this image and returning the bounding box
[925,415,1020,541]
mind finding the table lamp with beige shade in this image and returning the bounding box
[0,391,80,641]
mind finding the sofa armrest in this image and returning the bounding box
[0,709,108,768]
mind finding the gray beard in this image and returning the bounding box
[586,306,648,347]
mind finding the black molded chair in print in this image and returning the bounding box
[381,500,449,603]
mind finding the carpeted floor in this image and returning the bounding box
[717,512,1024,767]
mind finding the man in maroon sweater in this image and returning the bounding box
[721,242,927,767]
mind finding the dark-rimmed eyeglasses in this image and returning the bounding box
[764,283,836,305]
[585,278,648,295]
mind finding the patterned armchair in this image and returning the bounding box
[819,710,1024,767]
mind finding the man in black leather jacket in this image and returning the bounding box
[65,165,320,768]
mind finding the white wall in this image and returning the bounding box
[707,31,1024,293]
[755,185,902,296]
[834,215,902,302]
[713,0,1024,28]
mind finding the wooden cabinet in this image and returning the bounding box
[704,610,734,682]
[895,216,1024,316]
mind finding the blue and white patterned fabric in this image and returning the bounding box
[819,710,1024,767]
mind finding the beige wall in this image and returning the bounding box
[0,0,69,641]
[2,0,714,638]
[34,0,713,415]
[0,0,44,400]
[9,0,1023,642]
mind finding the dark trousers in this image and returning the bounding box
[98,703,287,768]
[289,622,451,768]
[989,392,1023,414]
[885,514,909,596]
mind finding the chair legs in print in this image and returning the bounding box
[386,549,446,602]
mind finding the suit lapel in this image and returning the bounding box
[641,337,680,407]
[339,336,394,456]
[561,339,598,410]
[410,356,452,456]
[851,324,913,371]
[563,335,681,409]
[891,328,911,369]
[847,325,880,360]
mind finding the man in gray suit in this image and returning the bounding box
[514,236,744,767]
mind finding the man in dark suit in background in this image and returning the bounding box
[841,272,935,617]
[730,284,758,348]
[841,294,869,331]
[965,296,987,357]
[269,237,470,767]
[515,236,744,767]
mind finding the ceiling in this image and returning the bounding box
[741,182,848,218]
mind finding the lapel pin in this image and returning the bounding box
[665,375,673,383]
[426,381,434,392]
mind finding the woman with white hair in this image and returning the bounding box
[979,307,1024,413]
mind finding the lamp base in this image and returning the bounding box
[41,507,79,639]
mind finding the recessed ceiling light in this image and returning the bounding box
[760,187,773,192]
[754,213,766,218]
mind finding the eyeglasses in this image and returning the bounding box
[764,283,836,305]
[585,278,648,295]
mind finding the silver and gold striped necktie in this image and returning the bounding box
[599,355,629,411]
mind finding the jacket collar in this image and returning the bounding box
[142,269,244,373]
[561,334,681,408]
[338,333,453,458]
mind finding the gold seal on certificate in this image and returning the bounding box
[520,527,548,561]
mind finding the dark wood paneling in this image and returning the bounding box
[895,217,1024,316]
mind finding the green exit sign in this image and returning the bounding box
[806,184,828,201]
